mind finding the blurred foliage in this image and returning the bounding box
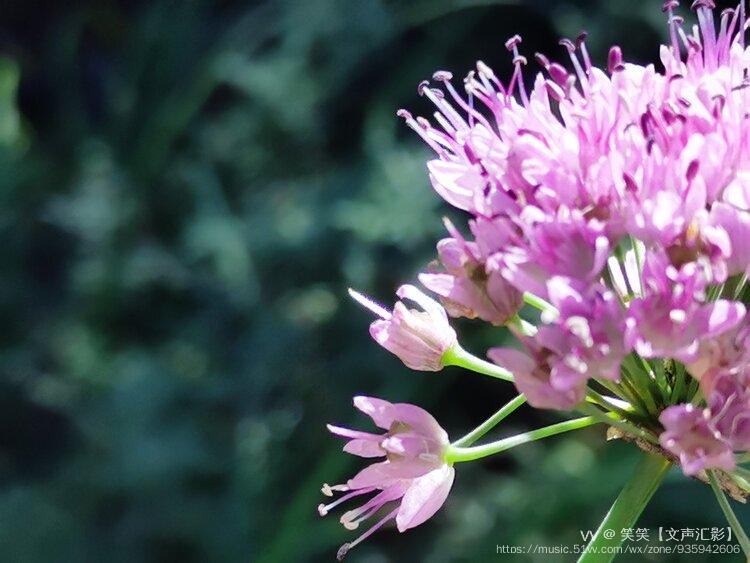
[0,0,746,562]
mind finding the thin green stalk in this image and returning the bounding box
[443,345,513,382]
[595,377,638,406]
[730,466,750,483]
[733,273,748,300]
[585,390,638,422]
[510,314,537,337]
[621,355,662,413]
[630,235,645,278]
[578,452,671,563]
[689,381,703,405]
[452,395,527,447]
[576,402,658,445]
[669,361,687,404]
[445,416,597,463]
[616,373,654,417]
[523,291,559,318]
[708,471,750,557]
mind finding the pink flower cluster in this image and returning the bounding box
[399,0,750,474]
[327,2,750,557]
[405,1,749,409]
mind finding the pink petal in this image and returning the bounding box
[352,396,396,430]
[396,465,455,532]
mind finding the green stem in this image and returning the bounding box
[576,402,658,445]
[443,345,514,382]
[523,291,559,318]
[445,416,597,463]
[510,314,537,336]
[669,361,687,404]
[452,395,526,447]
[707,471,750,557]
[585,390,638,421]
[578,452,671,563]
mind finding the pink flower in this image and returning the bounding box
[685,319,750,382]
[419,219,523,325]
[319,396,454,559]
[349,285,457,371]
[500,207,611,299]
[625,250,745,362]
[398,3,750,403]
[488,338,587,411]
[660,367,750,477]
[659,403,735,476]
[707,372,750,452]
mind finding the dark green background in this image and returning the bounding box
[0,0,746,561]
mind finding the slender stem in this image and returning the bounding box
[621,355,662,414]
[617,373,655,417]
[445,416,597,463]
[733,273,747,300]
[443,344,514,382]
[730,466,750,483]
[523,291,559,318]
[510,314,537,337]
[669,361,687,404]
[578,452,671,563]
[576,402,658,444]
[708,470,750,557]
[452,395,527,447]
[585,390,637,421]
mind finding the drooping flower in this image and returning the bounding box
[319,397,454,559]
[349,285,457,371]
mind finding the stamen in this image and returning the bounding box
[437,75,495,132]
[432,70,453,82]
[560,38,589,92]
[322,483,349,497]
[694,1,718,69]
[548,63,569,87]
[336,507,400,561]
[506,35,529,106]
[318,486,377,517]
[577,32,593,72]
[349,288,393,320]
[608,46,624,73]
[535,52,550,69]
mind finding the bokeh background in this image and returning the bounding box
[1,0,748,561]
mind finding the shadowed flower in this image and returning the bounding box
[488,339,587,410]
[349,285,457,371]
[625,251,745,362]
[685,319,750,383]
[659,403,735,476]
[708,372,750,451]
[319,396,454,560]
[419,218,523,326]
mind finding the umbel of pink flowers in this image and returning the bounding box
[321,1,750,559]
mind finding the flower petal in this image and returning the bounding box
[396,465,455,532]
